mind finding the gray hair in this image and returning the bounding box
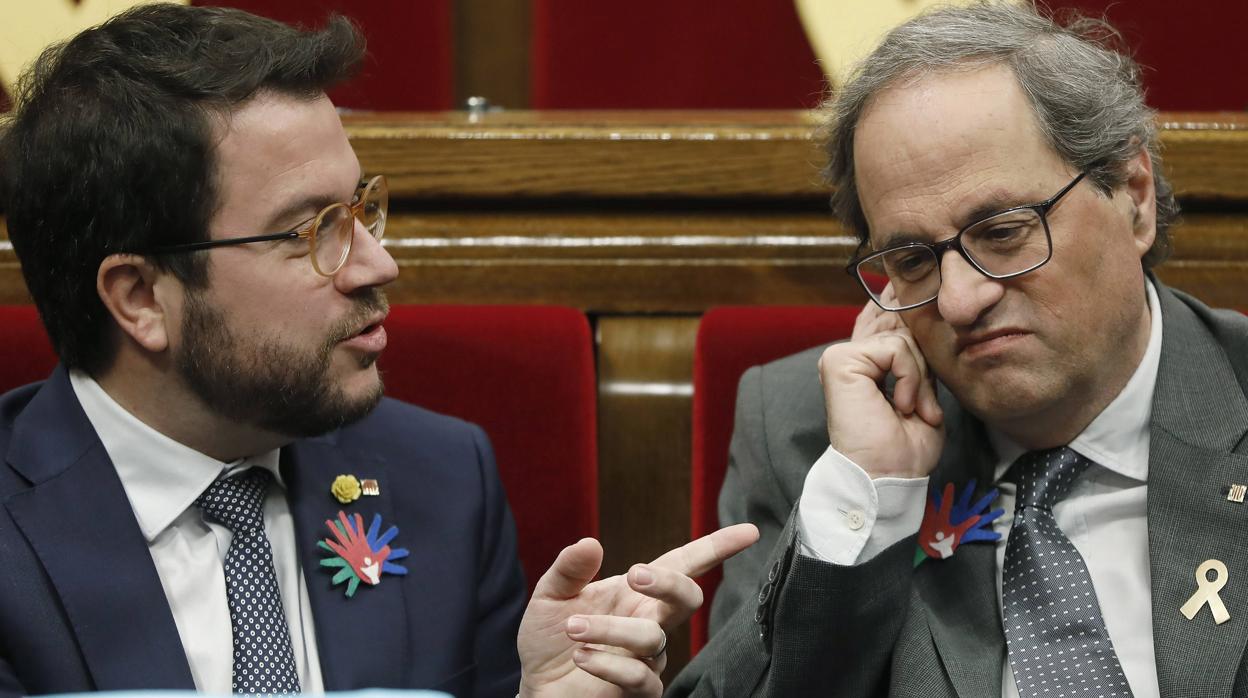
[824,1,1177,268]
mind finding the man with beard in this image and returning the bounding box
[673,3,1248,697]
[0,5,756,697]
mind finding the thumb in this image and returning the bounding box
[532,537,603,601]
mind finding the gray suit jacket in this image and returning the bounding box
[670,284,1248,697]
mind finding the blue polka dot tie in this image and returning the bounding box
[1002,447,1132,697]
[197,468,301,695]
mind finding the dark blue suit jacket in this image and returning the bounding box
[0,367,526,697]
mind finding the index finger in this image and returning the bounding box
[853,292,884,338]
[649,523,759,578]
[853,283,905,340]
[879,281,898,307]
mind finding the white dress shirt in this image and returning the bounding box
[797,280,1162,698]
[69,371,325,693]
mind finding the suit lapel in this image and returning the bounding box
[917,392,1006,698]
[2,368,193,690]
[1148,290,1248,696]
[284,436,411,689]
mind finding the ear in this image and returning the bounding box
[96,254,177,354]
[1120,142,1157,260]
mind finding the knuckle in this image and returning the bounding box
[596,615,616,635]
[622,663,652,689]
[818,345,842,365]
[690,584,705,608]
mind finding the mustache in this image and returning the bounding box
[328,288,390,345]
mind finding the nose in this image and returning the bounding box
[934,250,1004,326]
[333,218,398,292]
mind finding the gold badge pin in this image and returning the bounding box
[361,478,380,496]
[1228,484,1247,503]
[1181,559,1231,625]
[331,474,362,504]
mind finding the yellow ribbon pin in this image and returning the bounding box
[1181,559,1231,625]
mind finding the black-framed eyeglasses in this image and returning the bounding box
[846,171,1087,311]
[149,175,388,277]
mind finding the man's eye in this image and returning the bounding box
[984,225,1024,241]
[896,253,926,271]
[969,216,1039,247]
[885,250,935,280]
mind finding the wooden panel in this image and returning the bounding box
[1158,114,1248,202]
[343,110,1248,200]
[346,110,826,199]
[0,213,1244,309]
[595,315,700,680]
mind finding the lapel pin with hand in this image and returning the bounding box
[1225,484,1247,503]
[319,511,409,597]
[914,480,1003,567]
[1181,559,1231,625]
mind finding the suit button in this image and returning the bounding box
[758,581,773,606]
[768,559,781,582]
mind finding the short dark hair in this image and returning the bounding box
[0,4,365,374]
[824,1,1177,268]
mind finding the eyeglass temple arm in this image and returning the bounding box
[149,230,301,254]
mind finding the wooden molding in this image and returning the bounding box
[343,110,1248,200]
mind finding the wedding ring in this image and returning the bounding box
[643,629,667,661]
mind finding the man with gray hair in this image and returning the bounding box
[671,2,1248,696]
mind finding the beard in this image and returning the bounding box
[175,287,389,438]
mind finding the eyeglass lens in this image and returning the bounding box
[310,177,388,276]
[859,207,1050,309]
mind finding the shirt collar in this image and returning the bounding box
[990,278,1162,482]
[68,370,283,542]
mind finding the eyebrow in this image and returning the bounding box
[261,194,339,234]
[260,170,365,234]
[873,188,1036,250]
[959,194,1030,229]
[874,230,932,250]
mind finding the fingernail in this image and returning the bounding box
[632,565,654,586]
[573,648,590,663]
[567,616,588,635]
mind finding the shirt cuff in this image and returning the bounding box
[797,444,929,564]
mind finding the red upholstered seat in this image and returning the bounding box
[0,304,598,598]
[531,0,824,109]
[0,306,57,389]
[690,305,860,654]
[204,0,454,111]
[377,305,599,595]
